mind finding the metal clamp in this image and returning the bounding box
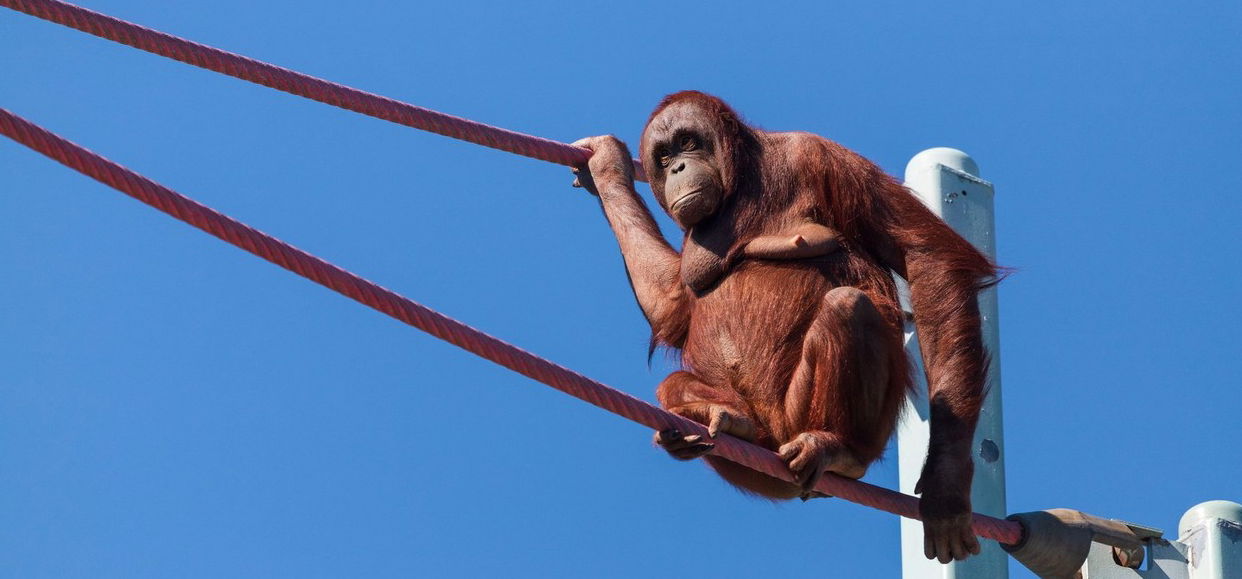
[1002,508,1163,578]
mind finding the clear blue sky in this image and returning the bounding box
[2,1,1239,577]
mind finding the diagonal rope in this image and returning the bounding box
[0,107,1022,545]
[0,0,648,181]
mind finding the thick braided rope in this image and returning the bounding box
[0,107,1022,545]
[0,0,649,181]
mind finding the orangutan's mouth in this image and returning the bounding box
[671,191,702,212]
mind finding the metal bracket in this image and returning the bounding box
[1003,509,1164,579]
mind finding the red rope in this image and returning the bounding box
[0,0,648,181]
[0,107,1022,545]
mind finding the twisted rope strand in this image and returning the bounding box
[0,0,649,180]
[0,107,1022,545]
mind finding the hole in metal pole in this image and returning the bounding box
[979,439,1000,463]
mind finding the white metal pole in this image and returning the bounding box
[898,148,1008,579]
[1178,501,1242,579]
[1074,500,1241,577]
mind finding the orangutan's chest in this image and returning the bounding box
[680,239,730,293]
[679,221,844,293]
